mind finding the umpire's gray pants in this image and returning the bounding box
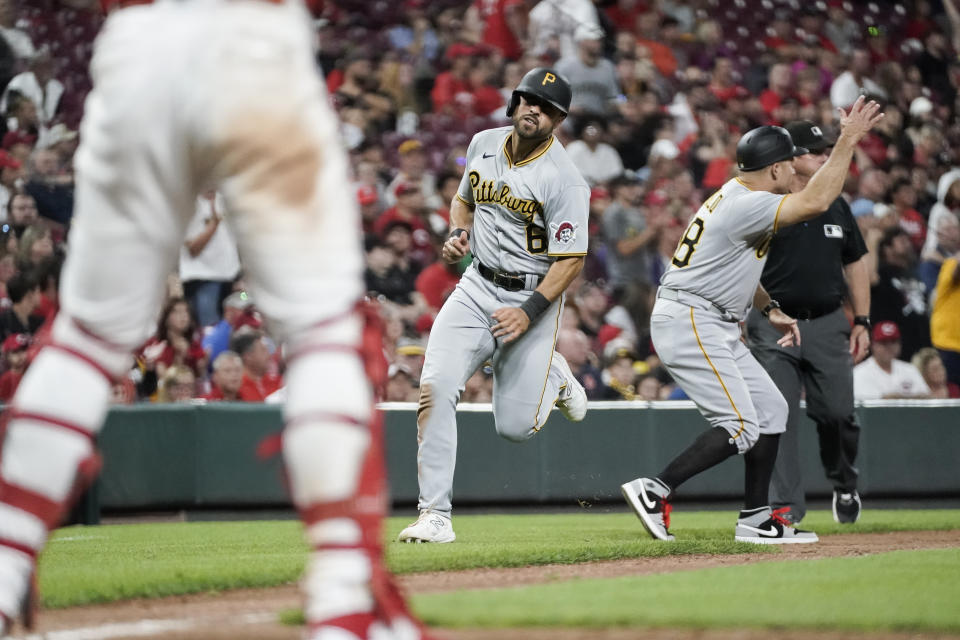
[746,307,860,522]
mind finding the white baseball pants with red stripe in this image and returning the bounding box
[0,2,426,638]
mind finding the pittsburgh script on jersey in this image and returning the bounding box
[469,171,542,216]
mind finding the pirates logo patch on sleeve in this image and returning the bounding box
[550,221,579,244]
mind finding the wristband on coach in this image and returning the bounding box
[761,299,781,318]
[519,291,551,322]
[853,315,872,330]
[449,228,469,241]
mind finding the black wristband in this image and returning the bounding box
[761,299,780,318]
[449,227,469,240]
[519,291,551,322]
[853,315,872,330]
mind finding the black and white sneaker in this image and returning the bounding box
[833,489,862,524]
[734,507,818,545]
[621,477,675,541]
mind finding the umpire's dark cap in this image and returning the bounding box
[785,120,836,153]
[736,125,808,172]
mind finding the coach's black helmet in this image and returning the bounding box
[506,67,572,118]
[735,125,809,172]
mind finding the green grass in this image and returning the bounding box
[37,509,960,609]
[412,548,960,633]
[40,521,307,607]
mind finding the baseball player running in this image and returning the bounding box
[0,1,428,639]
[398,68,589,544]
[621,97,882,544]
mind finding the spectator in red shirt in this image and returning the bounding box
[32,254,60,323]
[203,350,244,402]
[141,297,208,381]
[376,183,429,238]
[759,63,793,117]
[605,0,648,32]
[0,333,30,402]
[708,57,747,104]
[467,56,505,117]
[431,43,475,114]
[468,0,526,60]
[232,329,282,402]
[375,184,436,268]
[415,259,461,312]
[2,130,36,166]
[635,13,679,78]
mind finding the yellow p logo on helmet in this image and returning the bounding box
[542,73,556,86]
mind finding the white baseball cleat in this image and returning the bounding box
[397,511,455,544]
[552,351,587,422]
[735,506,819,544]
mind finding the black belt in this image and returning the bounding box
[780,303,841,321]
[475,260,542,292]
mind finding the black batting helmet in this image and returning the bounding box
[505,67,572,118]
[735,126,808,172]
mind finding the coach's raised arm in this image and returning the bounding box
[776,96,884,227]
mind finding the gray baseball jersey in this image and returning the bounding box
[652,177,789,453]
[414,126,589,517]
[661,178,787,319]
[456,126,589,275]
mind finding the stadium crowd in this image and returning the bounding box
[0,0,957,404]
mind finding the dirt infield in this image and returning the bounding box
[11,530,960,640]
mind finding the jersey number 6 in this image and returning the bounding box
[671,217,704,268]
[526,224,548,254]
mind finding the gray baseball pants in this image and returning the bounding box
[746,306,860,522]
[415,265,567,516]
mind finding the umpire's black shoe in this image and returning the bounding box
[832,489,861,524]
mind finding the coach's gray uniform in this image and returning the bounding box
[652,178,788,453]
[417,125,588,516]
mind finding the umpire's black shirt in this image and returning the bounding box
[761,196,867,318]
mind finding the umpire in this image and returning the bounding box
[745,121,871,525]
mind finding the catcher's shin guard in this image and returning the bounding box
[300,412,430,640]
[0,316,129,629]
[282,304,431,639]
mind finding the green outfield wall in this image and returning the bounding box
[92,400,960,513]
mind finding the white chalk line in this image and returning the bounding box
[12,612,275,639]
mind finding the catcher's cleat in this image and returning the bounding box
[397,511,455,544]
[621,477,675,541]
[735,507,819,544]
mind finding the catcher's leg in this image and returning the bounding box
[0,9,196,626]
[213,39,430,640]
[0,193,188,632]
